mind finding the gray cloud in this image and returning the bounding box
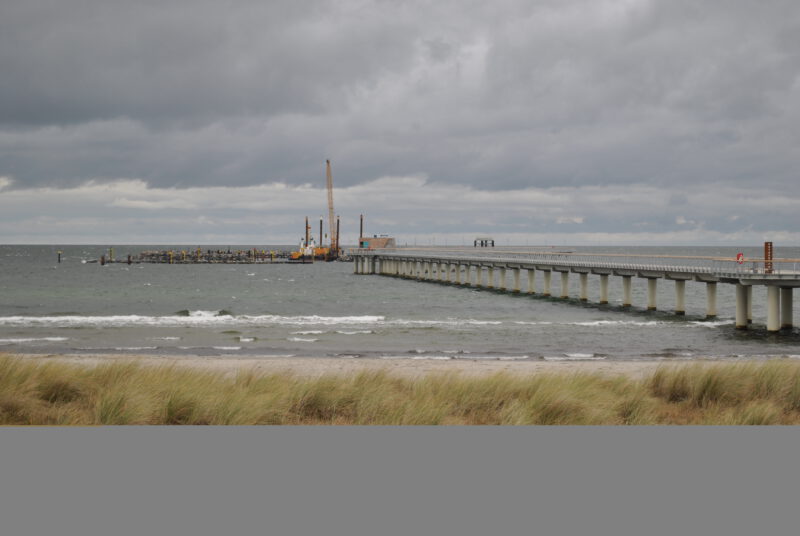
[1,0,799,243]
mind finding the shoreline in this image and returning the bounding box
[11,352,770,380]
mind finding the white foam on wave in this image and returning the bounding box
[544,354,606,361]
[238,337,256,342]
[688,320,734,328]
[0,312,386,328]
[0,337,69,344]
[336,330,373,335]
[150,336,181,341]
[291,330,325,335]
[412,355,452,360]
[288,337,318,343]
[213,346,241,351]
[570,320,663,327]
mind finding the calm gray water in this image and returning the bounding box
[1,245,799,361]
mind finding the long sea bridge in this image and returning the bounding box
[351,246,800,333]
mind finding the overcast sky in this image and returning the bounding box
[1,0,798,245]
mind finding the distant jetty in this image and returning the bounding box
[89,248,353,265]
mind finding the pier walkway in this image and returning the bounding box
[351,248,800,332]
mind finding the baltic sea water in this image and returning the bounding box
[1,244,799,361]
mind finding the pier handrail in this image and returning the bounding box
[349,247,800,277]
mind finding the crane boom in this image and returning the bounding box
[326,160,336,255]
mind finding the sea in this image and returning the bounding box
[1,244,799,362]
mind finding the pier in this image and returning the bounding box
[352,247,800,333]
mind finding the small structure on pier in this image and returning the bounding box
[474,236,495,247]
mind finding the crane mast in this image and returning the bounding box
[326,160,337,257]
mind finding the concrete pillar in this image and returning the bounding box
[706,282,717,319]
[543,271,552,297]
[767,286,780,332]
[354,257,360,274]
[622,276,632,307]
[599,275,609,304]
[455,264,462,285]
[647,279,657,311]
[513,269,521,293]
[675,280,686,315]
[735,284,749,330]
[499,268,507,291]
[747,286,753,324]
[444,263,451,283]
[781,288,793,329]
[424,262,431,280]
[527,270,536,294]
[487,267,494,289]
[476,266,483,288]
[579,273,588,302]
[560,272,569,299]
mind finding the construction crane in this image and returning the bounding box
[326,159,338,258]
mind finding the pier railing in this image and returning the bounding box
[350,248,800,277]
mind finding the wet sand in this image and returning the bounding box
[14,353,714,380]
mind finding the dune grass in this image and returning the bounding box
[3,355,800,425]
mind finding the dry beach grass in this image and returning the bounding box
[3,354,800,425]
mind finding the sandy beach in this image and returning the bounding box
[15,353,711,380]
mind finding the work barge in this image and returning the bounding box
[352,245,800,333]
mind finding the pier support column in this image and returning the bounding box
[476,266,483,288]
[487,267,494,289]
[513,269,521,293]
[543,271,552,297]
[622,276,632,307]
[579,273,588,302]
[675,280,686,315]
[354,257,360,274]
[499,268,507,291]
[560,272,569,299]
[599,275,609,304]
[455,264,462,285]
[647,279,657,311]
[706,283,717,319]
[425,262,432,281]
[527,270,536,294]
[736,284,749,330]
[767,286,781,332]
[781,288,793,329]
[747,286,753,324]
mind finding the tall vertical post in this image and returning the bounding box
[579,273,588,302]
[359,214,364,246]
[747,286,753,324]
[527,269,535,294]
[765,241,773,274]
[455,264,462,285]
[499,268,507,291]
[560,272,569,299]
[767,286,781,332]
[781,288,793,329]
[476,266,483,288]
[622,276,632,307]
[706,282,717,319]
[487,267,494,289]
[543,271,552,297]
[647,279,657,311]
[675,280,686,315]
[354,256,359,274]
[513,268,521,293]
[599,275,609,304]
[305,216,309,247]
[736,284,749,329]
